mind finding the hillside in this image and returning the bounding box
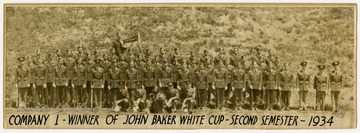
[4,6,355,107]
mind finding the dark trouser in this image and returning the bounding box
[57,86,66,106]
[103,81,110,108]
[266,89,276,110]
[184,98,195,112]
[233,89,243,109]
[316,91,326,110]
[94,88,103,108]
[18,87,28,107]
[331,91,340,111]
[197,89,208,108]
[298,91,308,109]
[151,99,164,113]
[109,87,118,107]
[85,81,91,105]
[36,86,47,106]
[250,89,261,109]
[216,88,225,109]
[74,85,82,106]
[145,86,154,99]
[46,83,56,107]
[281,91,291,109]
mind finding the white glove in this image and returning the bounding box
[91,85,93,88]
[71,84,75,88]
[250,85,253,89]
[142,85,145,89]
[83,84,86,88]
[225,86,228,90]
[159,82,162,88]
[125,86,128,90]
[32,84,35,89]
[65,83,68,87]
[177,86,181,90]
[27,84,30,87]
[53,83,56,88]
[101,85,104,88]
[242,87,245,92]
[212,85,215,90]
[43,84,47,88]
[231,87,235,91]
[108,86,111,90]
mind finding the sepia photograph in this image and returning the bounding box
[3,3,357,129]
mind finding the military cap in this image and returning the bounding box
[300,61,307,66]
[317,64,326,70]
[332,61,340,66]
[18,57,25,62]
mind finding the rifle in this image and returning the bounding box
[90,86,93,108]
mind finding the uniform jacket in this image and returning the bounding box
[329,69,343,91]
[35,64,47,86]
[16,66,29,88]
[73,65,86,86]
[279,69,294,91]
[213,67,227,88]
[297,69,310,91]
[92,68,104,89]
[55,65,67,86]
[232,68,246,89]
[109,68,121,88]
[314,72,328,92]
[248,68,263,89]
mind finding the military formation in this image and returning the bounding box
[15,35,344,113]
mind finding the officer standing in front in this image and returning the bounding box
[329,61,343,112]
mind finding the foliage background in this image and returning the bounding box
[5,6,355,109]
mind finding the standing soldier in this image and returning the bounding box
[45,55,56,107]
[126,61,140,106]
[102,56,112,108]
[84,59,94,107]
[314,64,328,111]
[213,60,228,109]
[143,60,156,99]
[170,59,179,89]
[248,61,263,110]
[296,61,310,111]
[64,51,76,107]
[55,59,67,108]
[92,59,105,108]
[279,63,294,111]
[224,58,234,107]
[329,61,343,112]
[26,56,36,107]
[264,62,278,111]
[16,57,30,107]
[34,59,47,107]
[109,61,121,108]
[195,63,208,109]
[73,59,86,107]
[232,62,247,110]
[178,59,191,101]
[159,61,172,95]
[205,58,216,109]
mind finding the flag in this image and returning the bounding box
[123,35,138,44]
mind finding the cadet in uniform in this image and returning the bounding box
[213,60,228,109]
[195,63,208,109]
[84,59,94,107]
[45,55,57,107]
[264,62,278,111]
[114,84,130,112]
[159,61,172,96]
[248,61,263,110]
[329,61,343,112]
[314,64,328,111]
[279,63,294,111]
[126,61,141,106]
[92,59,105,108]
[296,61,310,111]
[131,81,147,112]
[55,59,67,107]
[34,59,47,107]
[73,59,86,107]
[182,83,196,113]
[143,60,156,99]
[165,82,180,113]
[178,59,191,101]
[232,62,247,110]
[65,51,76,107]
[16,57,30,107]
[109,61,121,108]
[102,56,112,108]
